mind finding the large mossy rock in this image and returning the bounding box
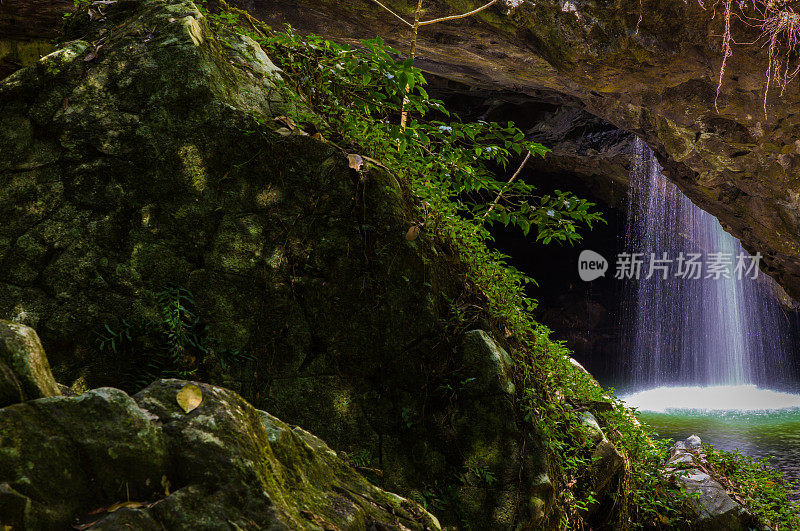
[0,387,167,528]
[0,0,550,526]
[0,377,439,529]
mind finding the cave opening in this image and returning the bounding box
[428,77,800,493]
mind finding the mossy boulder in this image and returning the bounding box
[0,319,60,406]
[0,0,551,526]
[0,377,439,529]
[128,379,440,529]
[0,387,167,528]
[0,332,439,529]
[448,331,552,528]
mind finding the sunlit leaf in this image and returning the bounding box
[176,384,203,413]
[108,501,145,513]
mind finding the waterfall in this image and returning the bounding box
[621,137,795,390]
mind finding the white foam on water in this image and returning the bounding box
[621,385,800,413]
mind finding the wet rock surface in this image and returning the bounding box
[666,435,759,531]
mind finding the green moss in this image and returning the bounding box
[0,321,60,406]
[0,40,57,73]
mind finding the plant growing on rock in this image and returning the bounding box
[259,27,602,245]
[98,287,254,392]
[705,444,800,529]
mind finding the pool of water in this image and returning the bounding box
[621,385,800,497]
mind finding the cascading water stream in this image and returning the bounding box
[621,137,797,398]
[613,138,800,494]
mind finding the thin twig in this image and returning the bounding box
[367,0,415,27]
[400,0,425,129]
[368,0,506,129]
[482,150,532,220]
[419,0,500,26]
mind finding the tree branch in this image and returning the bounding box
[366,0,415,27]
[419,0,500,26]
[482,150,531,221]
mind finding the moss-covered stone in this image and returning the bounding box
[128,379,441,529]
[0,320,60,407]
[0,388,166,528]
[461,329,515,396]
[0,375,439,529]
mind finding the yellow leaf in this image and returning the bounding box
[176,384,203,413]
[107,501,145,512]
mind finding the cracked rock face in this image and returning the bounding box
[255,0,800,299]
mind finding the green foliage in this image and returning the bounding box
[464,463,497,487]
[346,448,373,469]
[98,287,254,392]
[411,479,469,525]
[705,444,800,530]
[515,333,693,528]
[62,0,91,19]
[261,28,602,245]
[400,406,417,428]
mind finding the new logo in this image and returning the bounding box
[578,250,608,281]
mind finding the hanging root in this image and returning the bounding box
[699,0,800,116]
[760,6,800,106]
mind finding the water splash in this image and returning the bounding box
[623,385,800,413]
[621,137,795,389]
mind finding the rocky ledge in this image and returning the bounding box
[666,435,761,531]
[255,0,800,300]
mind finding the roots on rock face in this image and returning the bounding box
[698,0,800,115]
